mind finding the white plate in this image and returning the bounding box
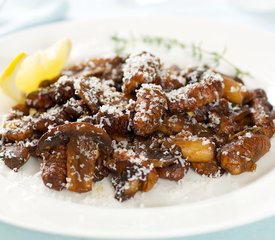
[0,18,275,239]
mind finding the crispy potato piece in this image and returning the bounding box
[173,135,215,163]
[218,128,270,175]
[223,75,248,104]
[157,65,186,91]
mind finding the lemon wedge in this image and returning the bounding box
[15,38,72,94]
[0,52,27,102]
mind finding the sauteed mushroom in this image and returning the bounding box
[37,122,112,192]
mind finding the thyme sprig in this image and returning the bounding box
[111,34,251,78]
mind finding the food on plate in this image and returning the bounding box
[0,50,274,201]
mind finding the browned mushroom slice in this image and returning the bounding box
[249,89,274,138]
[191,161,224,177]
[167,70,224,113]
[66,135,99,192]
[0,143,30,171]
[217,128,271,175]
[133,84,168,136]
[122,52,161,94]
[37,122,113,192]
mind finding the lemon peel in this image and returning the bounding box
[0,52,27,102]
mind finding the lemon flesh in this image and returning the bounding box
[0,52,27,102]
[16,38,72,94]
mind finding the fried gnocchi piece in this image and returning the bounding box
[167,71,224,113]
[133,84,168,136]
[222,75,248,104]
[40,145,68,191]
[34,105,71,133]
[63,56,124,88]
[159,114,193,135]
[94,102,131,135]
[191,161,224,177]
[157,163,188,181]
[157,65,186,91]
[185,66,210,84]
[62,98,88,120]
[26,88,54,110]
[122,52,161,94]
[249,89,274,138]
[26,76,74,109]
[74,76,122,113]
[112,164,159,202]
[217,128,270,175]
[6,103,30,121]
[0,143,30,171]
[3,117,33,141]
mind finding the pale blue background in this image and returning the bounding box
[0,0,275,239]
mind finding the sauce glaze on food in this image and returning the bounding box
[0,51,274,201]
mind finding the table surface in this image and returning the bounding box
[0,0,275,239]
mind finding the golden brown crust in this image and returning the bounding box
[168,71,224,113]
[249,89,274,138]
[217,128,270,175]
[133,84,168,136]
[122,52,161,94]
